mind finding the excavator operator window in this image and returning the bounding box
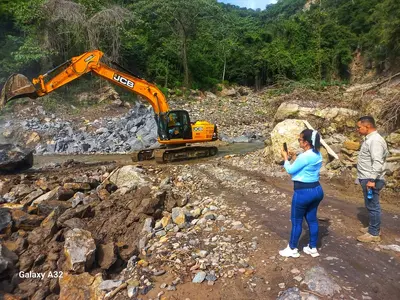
[167,110,192,139]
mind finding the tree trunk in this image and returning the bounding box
[164,65,169,88]
[182,37,189,88]
[255,72,261,91]
[222,53,226,82]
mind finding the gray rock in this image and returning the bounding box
[142,217,154,233]
[62,218,85,229]
[64,228,96,273]
[155,230,167,237]
[20,190,44,206]
[0,144,33,173]
[99,280,122,291]
[0,209,11,233]
[109,165,149,189]
[71,192,85,208]
[171,207,186,225]
[277,287,302,300]
[192,271,206,283]
[205,274,217,282]
[167,284,176,291]
[303,266,341,297]
[127,286,139,298]
[204,212,216,220]
[0,244,18,274]
[153,270,166,276]
[231,221,244,229]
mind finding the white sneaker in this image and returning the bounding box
[303,245,320,257]
[279,245,300,258]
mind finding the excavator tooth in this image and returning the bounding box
[0,74,37,109]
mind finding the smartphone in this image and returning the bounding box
[283,142,288,153]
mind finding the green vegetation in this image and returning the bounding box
[1,0,399,93]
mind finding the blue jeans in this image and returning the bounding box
[359,179,385,236]
[290,185,324,249]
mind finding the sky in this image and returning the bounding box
[218,0,278,10]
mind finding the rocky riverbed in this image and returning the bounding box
[1,82,400,299]
[1,149,400,300]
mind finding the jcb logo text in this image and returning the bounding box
[113,74,134,88]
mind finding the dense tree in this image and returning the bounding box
[0,0,398,90]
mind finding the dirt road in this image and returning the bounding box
[2,149,399,300]
[152,155,400,300]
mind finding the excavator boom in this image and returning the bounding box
[0,50,218,163]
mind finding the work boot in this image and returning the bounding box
[357,232,381,243]
[359,227,381,235]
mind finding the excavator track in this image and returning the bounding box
[155,145,218,163]
[131,145,218,163]
[131,149,155,162]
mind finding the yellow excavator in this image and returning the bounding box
[0,50,218,163]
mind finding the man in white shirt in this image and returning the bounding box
[356,116,388,243]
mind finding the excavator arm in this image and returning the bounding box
[2,50,169,114]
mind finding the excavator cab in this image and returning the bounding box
[156,110,192,141]
[166,110,192,140]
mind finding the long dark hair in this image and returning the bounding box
[301,129,321,153]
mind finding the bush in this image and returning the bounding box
[157,85,169,97]
[174,88,183,96]
[42,97,58,112]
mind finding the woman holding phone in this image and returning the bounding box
[279,129,324,258]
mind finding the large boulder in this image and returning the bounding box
[386,130,400,148]
[268,119,307,163]
[365,98,385,120]
[109,165,150,189]
[217,85,237,97]
[0,144,33,173]
[76,85,120,104]
[274,102,359,134]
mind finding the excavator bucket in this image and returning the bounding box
[0,74,37,109]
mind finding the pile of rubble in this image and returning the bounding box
[0,162,262,299]
[2,102,158,155]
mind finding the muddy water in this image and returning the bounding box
[33,142,265,168]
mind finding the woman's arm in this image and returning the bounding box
[284,153,308,175]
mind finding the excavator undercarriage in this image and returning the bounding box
[132,144,218,163]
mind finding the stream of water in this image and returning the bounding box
[33,142,265,168]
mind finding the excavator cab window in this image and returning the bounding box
[167,110,192,140]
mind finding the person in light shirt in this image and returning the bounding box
[279,129,324,258]
[355,116,388,243]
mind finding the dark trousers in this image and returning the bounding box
[289,185,324,249]
[359,179,385,236]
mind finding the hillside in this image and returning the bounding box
[1,80,400,299]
